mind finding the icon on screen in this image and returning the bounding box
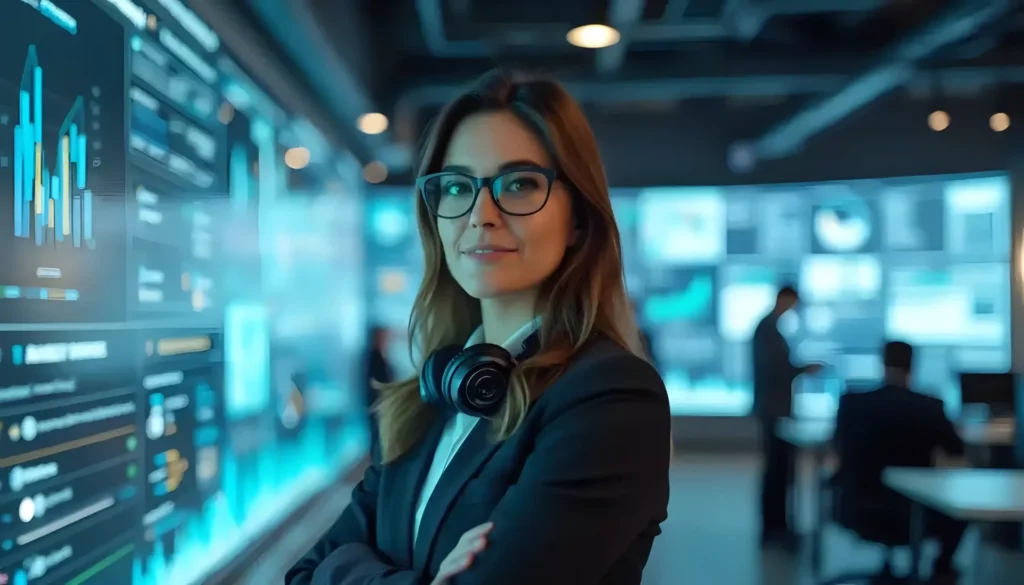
[11,346,22,366]
[812,197,875,253]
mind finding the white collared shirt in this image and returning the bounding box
[411,318,540,546]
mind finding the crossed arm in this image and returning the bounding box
[286,381,670,585]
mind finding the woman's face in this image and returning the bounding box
[437,111,576,300]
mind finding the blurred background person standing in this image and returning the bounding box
[751,286,820,546]
[365,325,394,436]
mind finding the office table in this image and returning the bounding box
[772,417,1015,577]
[773,419,833,574]
[882,467,1024,583]
[776,418,1014,449]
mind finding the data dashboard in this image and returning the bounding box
[621,172,1012,416]
[0,2,364,585]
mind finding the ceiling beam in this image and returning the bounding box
[415,0,488,58]
[391,62,1024,147]
[596,0,646,74]
[750,0,1012,160]
[247,0,386,164]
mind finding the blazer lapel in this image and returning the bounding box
[379,414,446,568]
[412,419,502,570]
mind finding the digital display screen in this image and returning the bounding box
[630,174,1012,417]
[0,3,364,585]
[365,189,422,377]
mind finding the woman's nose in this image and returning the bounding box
[468,187,501,228]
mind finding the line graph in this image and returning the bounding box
[12,44,94,249]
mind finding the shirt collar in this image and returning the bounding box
[464,316,542,357]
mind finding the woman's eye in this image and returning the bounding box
[506,178,538,192]
[442,183,471,196]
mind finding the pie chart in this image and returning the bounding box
[813,197,873,252]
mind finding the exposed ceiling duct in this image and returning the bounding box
[415,0,892,60]
[391,63,1024,147]
[750,0,1012,160]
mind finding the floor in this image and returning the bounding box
[643,454,1024,585]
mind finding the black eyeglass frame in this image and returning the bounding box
[416,167,559,219]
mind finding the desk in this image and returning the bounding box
[772,417,1016,577]
[776,417,1015,449]
[774,418,833,574]
[882,468,1024,582]
[958,420,1014,447]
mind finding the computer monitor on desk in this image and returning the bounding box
[959,372,1016,418]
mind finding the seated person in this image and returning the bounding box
[834,341,967,583]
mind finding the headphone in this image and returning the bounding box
[419,332,541,418]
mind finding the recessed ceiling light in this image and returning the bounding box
[990,112,1010,132]
[284,147,311,170]
[928,110,950,132]
[357,112,389,135]
[566,24,621,49]
[363,161,388,183]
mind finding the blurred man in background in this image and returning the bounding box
[834,341,966,584]
[751,285,821,546]
[364,326,393,436]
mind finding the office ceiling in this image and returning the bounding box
[245,0,1024,172]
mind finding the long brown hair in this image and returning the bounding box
[374,70,644,463]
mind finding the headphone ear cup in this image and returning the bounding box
[444,344,515,417]
[420,345,463,407]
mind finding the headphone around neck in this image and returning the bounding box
[419,332,541,418]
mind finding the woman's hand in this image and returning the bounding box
[429,522,494,585]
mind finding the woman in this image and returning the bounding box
[285,70,670,585]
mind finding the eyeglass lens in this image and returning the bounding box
[424,171,551,217]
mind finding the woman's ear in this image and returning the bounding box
[567,212,582,247]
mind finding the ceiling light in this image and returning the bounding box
[928,110,950,132]
[284,147,311,170]
[990,112,1010,132]
[217,102,235,125]
[357,112,389,135]
[363,161,388,184]
[566,24,621,49]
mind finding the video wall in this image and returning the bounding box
[0,2,365,585]
[622,173,1012,416]
[368,173,1012,416]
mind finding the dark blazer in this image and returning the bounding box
[834,384,964,501]
[751,313,803,420]
[285,338,671,585]
[638,327,659,372]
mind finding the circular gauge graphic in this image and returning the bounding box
[812,197,873,253]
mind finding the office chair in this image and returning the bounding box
[819,483,914,585]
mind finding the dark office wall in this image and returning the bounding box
[591,92,1018,187]
[394,89,1022,186]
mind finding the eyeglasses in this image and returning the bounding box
[417,167,557,219]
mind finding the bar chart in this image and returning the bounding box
[0,10,127,323]
[12,45,95,250]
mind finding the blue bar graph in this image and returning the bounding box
[14,124,22,237]
[11,45,95,248]
[73,192,81,247]
[84,189,93,240]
